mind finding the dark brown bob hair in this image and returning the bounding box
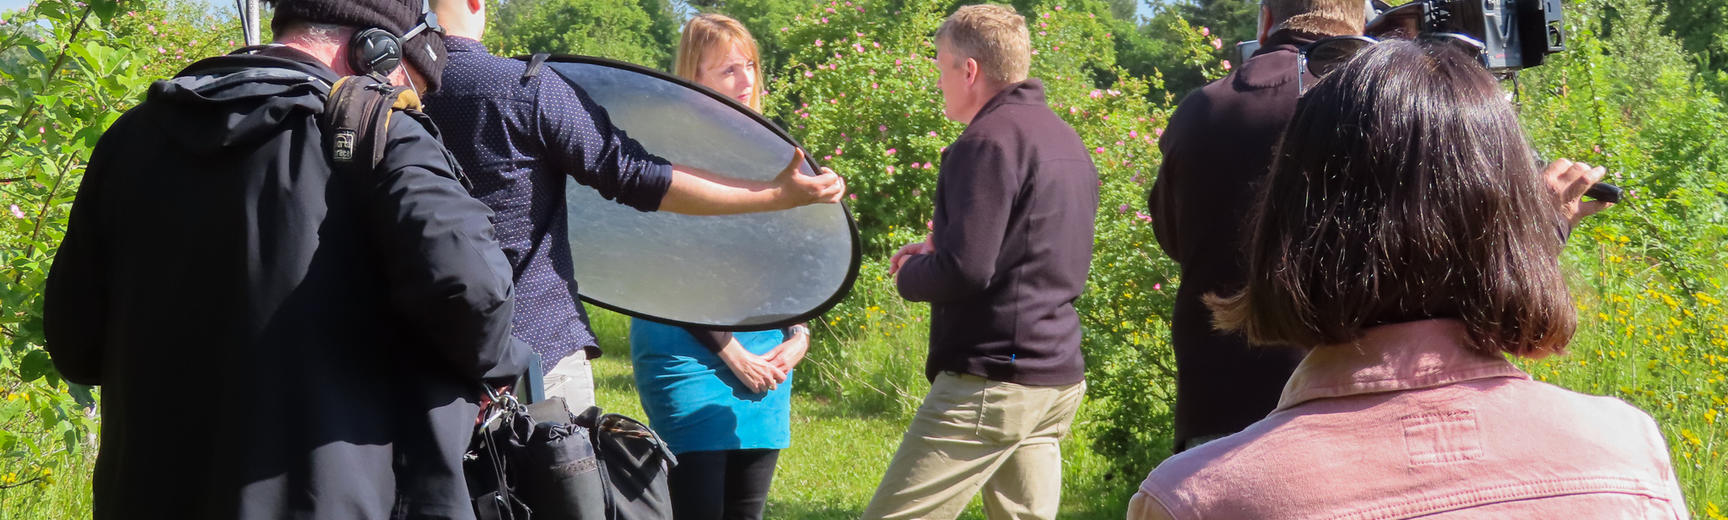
[1207,39,1575,356]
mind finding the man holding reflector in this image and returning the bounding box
[425,0,845,411]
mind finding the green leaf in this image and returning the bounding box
[91,0,119,24]
[67,383,95,409]
[25,44,49,67]
[18,349,55,383]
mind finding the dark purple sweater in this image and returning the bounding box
[896,80,1099,386]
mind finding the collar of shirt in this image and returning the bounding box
[1276,319,1531,411]
[443,35,489,55]
[970,78,1047,122]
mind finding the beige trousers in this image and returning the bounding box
[861,372,1086,520]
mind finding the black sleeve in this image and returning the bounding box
[896,138,1018,303]
[535,75,674,212]
[682,327,733,355]
[1148,93,1199,261]
[371,112,531,383]
[43,112,133,385]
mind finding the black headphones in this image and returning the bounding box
[345,0,442,77]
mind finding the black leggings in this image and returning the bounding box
[667,449,780,520]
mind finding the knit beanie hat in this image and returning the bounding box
[267,0,447,93]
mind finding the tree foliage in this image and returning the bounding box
[486,0,681,68]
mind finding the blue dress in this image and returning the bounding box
[629,318,792,455]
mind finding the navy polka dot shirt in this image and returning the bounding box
[425,37,674,372]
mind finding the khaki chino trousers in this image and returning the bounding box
[862,371,1086,520]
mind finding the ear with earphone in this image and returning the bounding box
[347,27,405,77]
[344,0,442,79]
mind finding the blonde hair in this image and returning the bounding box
[676,13,765,112]
[935,4,1031,86]
[1263,0,1365,38]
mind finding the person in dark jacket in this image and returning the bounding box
[42,1,529,518]
[866,5,1097,519]
[424,0,845,412]
[1147,0,1365,453]
[1148,0,1613,453]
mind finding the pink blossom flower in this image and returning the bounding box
[821,17,829,23]
[927,131,938,137]
[1116,141,1125,146]
[1222,60,1233,71]
[1117,204,1130,214]
[885,148,897,155]
[886,166,896,174]
[1135,211,1152,223]
[894,58,902,65]
[1211,38,1224,49]
[1089,89,1103,99]
[9,204,24,219]
[873,42,881,48]
[781,27,790,32]
[1054,5,1062,10]
[878,124,887,132]
[872,82,879,89]
[1129,130,1138,138]
[824,155,834,161]
[1154,128,1165,137]
[1200,27,1210,36]
[815,39,824,47]
[804,70,814,78]
[1094,147,1105,154]
[849,193,858,200]
[1153,283,1162,291]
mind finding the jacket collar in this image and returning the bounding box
[1235,30,1325,90]
[971,79,1047,123]
[1277,319,1530,410]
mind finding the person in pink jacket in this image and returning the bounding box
[1129,38,1689,519]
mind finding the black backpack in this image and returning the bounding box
[468,395,678,520]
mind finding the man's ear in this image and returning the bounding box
[1257,4,1274,44]
[964,57,980,86]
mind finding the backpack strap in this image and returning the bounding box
[319,73,424,177]
[521,53,551,81]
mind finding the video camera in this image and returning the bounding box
[1364,0,1565,72]
[1238,0,1566,73]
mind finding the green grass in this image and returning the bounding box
[0,454,93,520]
[585,309,1139,519]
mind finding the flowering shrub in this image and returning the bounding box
[1516,0,1728,508]
[0,0,154,504]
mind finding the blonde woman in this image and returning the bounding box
[628,14,809,520]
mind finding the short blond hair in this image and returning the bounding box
[676,13,765,112]
[1264,0,1365,37]
[935,4,1031,86]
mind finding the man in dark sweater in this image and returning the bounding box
[863,5,1098,519]
[1147,0,1365,452]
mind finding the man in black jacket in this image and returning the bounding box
[866,5,1097,519]
[42,1,528,518]
[1148,0,1365,453]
